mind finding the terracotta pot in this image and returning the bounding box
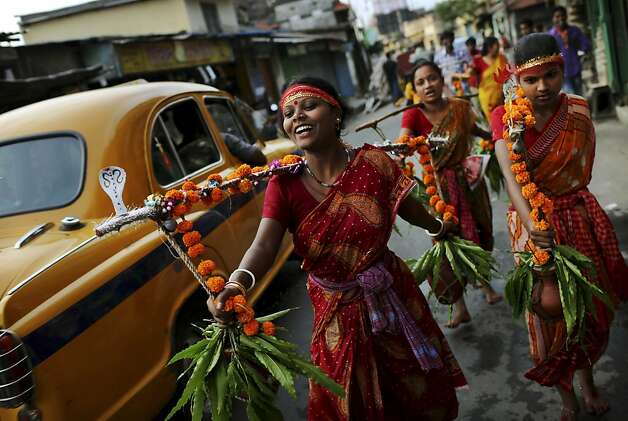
[530,266,563,321]
[427,259,466,305]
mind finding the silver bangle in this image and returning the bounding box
[425,218,445,238]
[229,268,256,291]
[224,281,246,296]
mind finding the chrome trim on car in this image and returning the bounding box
[14,223,53,249]
[8,236,97,295]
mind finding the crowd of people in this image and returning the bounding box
[201,6,626,421]
[380,5,592,114]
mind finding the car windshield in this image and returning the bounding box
[0,135,85,217]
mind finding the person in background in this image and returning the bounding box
[463,37,481,88]
[383,51,403,102]
[518,19,534,38]
[400,61,502,329]
[221,132,267,166]
[434,30,467,95]
[549,5,591,96]
[470,36,508,121]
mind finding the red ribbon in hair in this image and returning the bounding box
[279,84,340,112]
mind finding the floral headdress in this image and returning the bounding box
[279,84,340,112]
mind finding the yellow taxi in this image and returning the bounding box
[0,81,295,420]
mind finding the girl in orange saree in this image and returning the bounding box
[210,77,467,420]
[492,34,628,420]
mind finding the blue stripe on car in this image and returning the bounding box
[22,182,266,366]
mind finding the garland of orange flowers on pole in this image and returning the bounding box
[396,135,459,225]
[147,154,303,336]
[502,87,554,266]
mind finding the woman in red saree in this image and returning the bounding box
[210,77,467,420]
[492,34,628,420]
[400,60,502,328]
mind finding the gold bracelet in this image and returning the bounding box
[224,281,246,296]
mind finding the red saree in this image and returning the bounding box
[492,94,628,390]
[268,145,467,420]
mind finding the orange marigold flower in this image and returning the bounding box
[426,186,438,195]
[182,231,202,247]
[515,172,530,184]
[535,219,550,231]
[542,198,554,216]
[236,164,252,177]
[417,145,430,155]
[237,308,255,324]
[423,164,434,174]
[233,295,248,312]
[186,190,200,203]
[510,151,523,162]
[206,276,225,293]
[529,191,547,208]
[423,174,435,185]
[225,171,239,181]
[197,259,217,276]
[507,142,514,151]
[207,174,223,184]
[243,320,260,336]
[502,112,509,124]
[223,296,234,312]
[262,321,276,336]
[435,200,446,214]
[443,211,455,222]
[530,208,540,222]
[429,195,440,206]
[251,165,269,173]
[187,243,205,258]
[165,189,184,201]
[533,249,550,266]
[177,220,193,233]
[281,155,302,165]
[516,87,525,97]
[502,130,510,141]
[524,114,536,127]
[173,203,191,217]
[182,181,197,191]
[452,215,459,225]
[511,162,527,174]
[445,205,456,214]
[396,134,410,144]
[521,183,538,199]
[239,179,253,193]
[211,188,223,202]
[419,154,431,165]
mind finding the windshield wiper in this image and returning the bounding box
[14,222,53,249]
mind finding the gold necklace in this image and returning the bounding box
[304,147,351,188]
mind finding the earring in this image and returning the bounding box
[335,118,341,131]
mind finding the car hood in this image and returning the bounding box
[0,221,97,298]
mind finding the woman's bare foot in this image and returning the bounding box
[446,298,471,328]
[481,286,503,305]
[560,406,578,421]
[578,368,610,415]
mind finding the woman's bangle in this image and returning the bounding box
[224,281,246,296]
[229,268,256,291]
[425,218,445,238]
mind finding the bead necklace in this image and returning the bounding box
[304,147,351,188]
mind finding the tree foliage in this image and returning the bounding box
[434,0,479,26]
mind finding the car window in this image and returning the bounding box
[205,98,255,145]
[0,134,85,217]
[150,99,221,185]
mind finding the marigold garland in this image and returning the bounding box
[262,321,276,336]
[197,259,217,276]
[243,320,260,336]
[503,88,554,266]
[182,231,201,247]
[187,243,205,258]
[206,276,226,293]
[395,134,459,224]
[177,220,193,233]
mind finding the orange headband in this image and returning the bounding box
[516,54,564,75]
[279,84,340,112]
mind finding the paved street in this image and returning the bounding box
[252,103,628,421]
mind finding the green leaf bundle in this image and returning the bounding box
[165,310,344,421]
[504,245,614,342]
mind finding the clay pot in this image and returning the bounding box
[530,266,563,321]
[427,259,466,305]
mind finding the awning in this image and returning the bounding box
[507,0,547,11]
[0,65,104,112]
